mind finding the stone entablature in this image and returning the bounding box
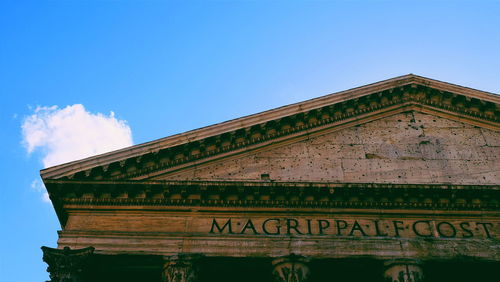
[45,180,499,225]
[51,180,499,261]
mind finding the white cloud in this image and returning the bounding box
[31,178,50,203]
[22,104,133,168]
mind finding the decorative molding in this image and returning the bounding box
[45,180,499,226]
[41,246,94,282]
[41,80,499,181]
[49,180,500,210]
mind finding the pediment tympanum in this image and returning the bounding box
[154,111,499,185]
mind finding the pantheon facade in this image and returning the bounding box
[41,75,499,281]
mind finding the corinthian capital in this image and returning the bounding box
[384,259,424,282]
[163,254,202,282]
[41,246,94,282]
[272,254,310,282]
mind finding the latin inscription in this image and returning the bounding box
[209,218,496,239]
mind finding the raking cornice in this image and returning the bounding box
[40,74,499,181]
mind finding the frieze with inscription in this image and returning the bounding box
[209,218,496,239]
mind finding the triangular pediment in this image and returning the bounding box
[40,74,499,183]
[152,111,499,185]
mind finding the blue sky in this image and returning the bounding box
[1,0,499,280]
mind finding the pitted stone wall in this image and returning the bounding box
[157,112,499,184]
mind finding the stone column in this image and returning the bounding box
[41,246,95,282]
[272,254,310,282]
[162,254,200,282]
[384,259,424,282]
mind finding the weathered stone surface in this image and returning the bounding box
[384,259,424,282]
[63,213,499,239]
[57,209,500,261]
[57,230,500,261]
[163,254,199,282]
[272,255,310,282]
[158,112,499,185]
[482,128,500,146]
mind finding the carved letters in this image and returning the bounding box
[209,218,496,239]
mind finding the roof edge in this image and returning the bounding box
[41,74,499,180]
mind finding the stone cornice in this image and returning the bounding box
[45,179,500,190]
[41,75,499,181]
[45,180,500,227]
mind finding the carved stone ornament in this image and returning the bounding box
[41,246,95,282]
[384,259,424,282]
[272,254,311,282]
[163,254,201,282]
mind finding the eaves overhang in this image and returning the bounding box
[40,74,500,182]
[44,179,500,228]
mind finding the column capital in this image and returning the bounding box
[384,258,424,282]
[162,253,202,282]
[272,254,311,282]
[41,246,95,282]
